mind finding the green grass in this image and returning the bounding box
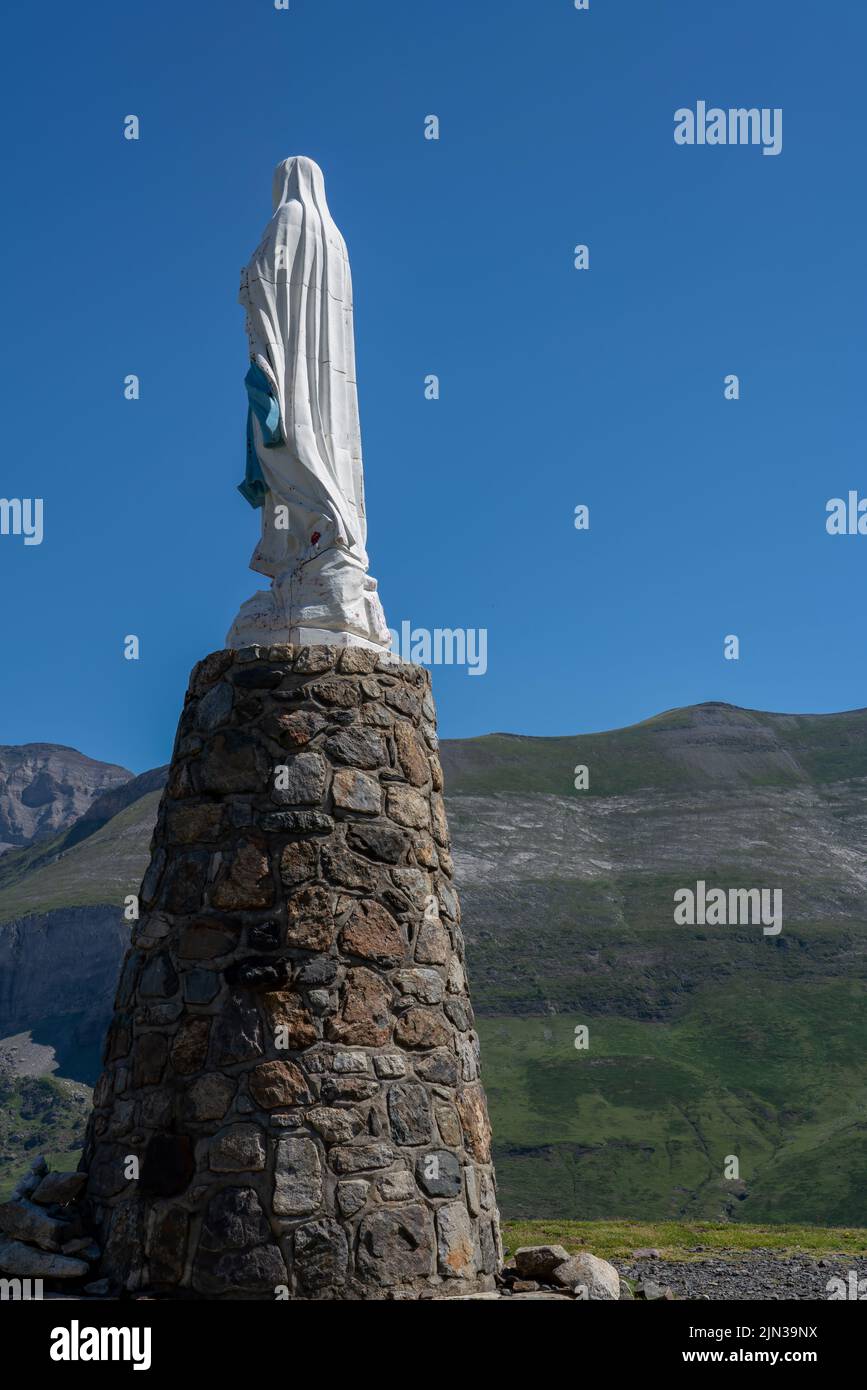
[440,705,867,798]
[0,791,159,923]
[0,1075,92,1200]
[480,981,867,1224]
[458,863,864,1019]
[501,1220,867,1262]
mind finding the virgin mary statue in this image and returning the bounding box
[226,157,391,651]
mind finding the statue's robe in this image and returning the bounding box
[230,157,388,648]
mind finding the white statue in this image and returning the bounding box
[227,157,390,650]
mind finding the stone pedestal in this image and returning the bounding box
[83,645,501,1299]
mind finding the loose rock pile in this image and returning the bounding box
[494,1244,627,1300]
[450,1244,639,1300]
[0,1155,104,1293]
[456,1244,676,1301]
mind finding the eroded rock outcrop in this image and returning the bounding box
[0,745,131,853]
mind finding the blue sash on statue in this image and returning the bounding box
[238,362,282,508]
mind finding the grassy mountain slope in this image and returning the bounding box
[0,1071,92,1200]
[480,980,867,1223]
[0,791,160,924]
[439,702,867,795]
[444,703,867,1220]
[1,702,865,1222]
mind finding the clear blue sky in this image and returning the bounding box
[1,0,865,773]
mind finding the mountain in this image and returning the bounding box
[0,744,132,854]
[0,764,169,896]
[0,765,167,1089]
[1,702,866,1223]
[440,701,867,1016]
[440,703,867,1223]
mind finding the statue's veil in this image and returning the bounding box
[240,156,367,556]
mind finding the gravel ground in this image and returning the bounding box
[619,1253,867,1300]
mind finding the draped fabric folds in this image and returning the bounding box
[240,156,368,559]
[228,157,389,650]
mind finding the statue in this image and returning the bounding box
[227,157,391,651]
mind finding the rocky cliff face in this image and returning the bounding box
[0,908,130,1082]
[0,745,131,854]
